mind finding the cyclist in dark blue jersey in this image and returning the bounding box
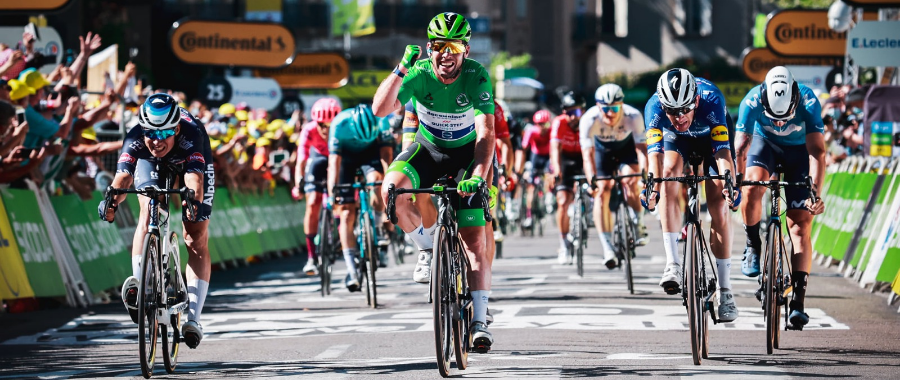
[641,69,741,322]
[98,93,214,349]
[735,66,827,328]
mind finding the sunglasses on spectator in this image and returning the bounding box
[600,105,621,114]
[563,108,583,117]
[662,102,696,116]
[143,128,176,140]
[430,40,467,54]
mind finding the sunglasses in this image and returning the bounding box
[600,105,622,114]
[143,128,176,140]
[430,40,467,54]
[563,108,583,117]
[317,121,330,129]
[662,102,696,116]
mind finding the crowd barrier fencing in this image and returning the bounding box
[0,184,306,307]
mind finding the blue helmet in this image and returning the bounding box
[139,93,181,130]
[351,104,378,141]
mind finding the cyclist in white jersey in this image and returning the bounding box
[579,84,649,266]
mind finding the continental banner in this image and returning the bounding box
[170,20,295,68]
[0,188,66,297]
[0,195,35,300]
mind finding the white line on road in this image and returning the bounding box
[315,344,352,360]
[679,365,790,379]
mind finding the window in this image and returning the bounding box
[673,0,712,37]
[516,0,527,20]
[599,0,628,37]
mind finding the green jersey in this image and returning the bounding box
[397,58,494,149]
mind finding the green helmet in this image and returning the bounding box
[427,12,471,42]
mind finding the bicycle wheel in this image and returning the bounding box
[432,226,453,377]
[453,237,470,370]
[317,208,333,297]
[684,223,704,365]
[361,215,378,308]
[161,233,183,374]
[391,227,405,266]
[573,199,585,276]
[535,191,545,237]
[138,233,160,378]
[764,222,781,354]
[618,203,635,294]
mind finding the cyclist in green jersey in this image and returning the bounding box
[373,12,496,350]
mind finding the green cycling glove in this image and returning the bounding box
[400,45,421,70]
[458,175,484,194]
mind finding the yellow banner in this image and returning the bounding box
[325,70,390,101]
[352,0,376,37]
[716,82,758,109]
[0,196,35,300]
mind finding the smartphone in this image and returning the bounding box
[65,49,74,66]
[15,108,25,125]
[129,48,139,60]
[14,148,34,158]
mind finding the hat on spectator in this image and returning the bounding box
[235,102,249,111]
[218,103,236,116]
[266,119,285,133]
[19,69,50,90]
[81,126,97,141]
[235,110,249,121]
[8,79,34,101]
[256,136,271,147]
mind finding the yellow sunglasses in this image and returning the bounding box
[430,40,467,54]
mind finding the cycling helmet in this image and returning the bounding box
[761,66,801,121]
[427,12,472,42]
[139,93,181,130]
[656,68,697,109]
[595,84,624,105]
[533,110,551,124]
[311,98,341,124]
[351,104,378,141]
[560,91,586,109]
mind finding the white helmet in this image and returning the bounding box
[595,84,624,105]
[656,68,697,110]
[761,66,800,121]
[139,93,181,130]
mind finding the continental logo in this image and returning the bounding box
[741,48,842,83]
[255,53,350,89]
[764,10,846,57]
[711,125,729,142]
[171,20,295,68]
[646,128,663,144]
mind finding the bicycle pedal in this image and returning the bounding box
[472,343,491,354]
[786,323,804,331]
[663,285,680,295]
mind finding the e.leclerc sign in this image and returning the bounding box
[847,21,900,67]
[170,20,295,68]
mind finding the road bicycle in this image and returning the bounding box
[102,166,194,378]
[520,169,547,237]
[570,175,592,277]
[386,176,492,377]
[333,171,383,308]
[596,169,644,294]
[644,153,735,365]
[741,168,817,354]
[315,184,339,297]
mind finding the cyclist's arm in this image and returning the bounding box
[373,73,405,117]
[327,154,340,201]
[549,140,561,177]
[581,145,595,180]
[401,105,419,150]
[806,132,826,191]
[380,146,394,173]
[734,91,758,176]
[183,171,204,206]
[294,157,307,189]
[109,171,134,206]
[734,131,752,176]
[714,148,736,184]
[514,148,525,175]
[634,142,648,173]
[498,136,514,175]
[471,113,495,180]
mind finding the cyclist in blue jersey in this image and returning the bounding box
[735,66,826,328]
[99,93,214,349]
[327,104,394,291]
[640,69,741,322]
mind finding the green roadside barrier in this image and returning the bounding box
[813,171,850,257]
[0,188,67,297]
[853,171,900,271]
[830,172,878,262]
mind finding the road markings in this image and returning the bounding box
[315,344,352,359]
[678,365,789,379]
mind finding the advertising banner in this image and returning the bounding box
[862,86,900,157]
[784,65,830,93]
[170,20,295,68]
[740,48,842,83]
[255,53,350,89]
[198,76,283,111]
[0,0,69,11]
[847,21,900,68]
[765,10,846,57]
[0,188,66,297]
[0,196,35,300]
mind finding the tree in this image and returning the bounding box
[764,0,833,8]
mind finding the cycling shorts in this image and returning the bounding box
[303,150,328,194]
[555,153,585,192]
[387,134,487,228]
[134,160,214,222]
[747,138,810,210]
[595,135,639,177]
[335,145,384,205]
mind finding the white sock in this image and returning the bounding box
[599,232,614,258]
[471,290,490,324]
[559,233,567,249]
[132,256,142,279]
[187,279,209,323]
[409,222,436,250]
[663,232,681,266]
[343,249,359,280]
[716,258,732,290]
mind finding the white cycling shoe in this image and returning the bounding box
[659,263,683,295]
[182,320,204,349]
[121,276,139,324]
[718,289,739,322]
[413,249,433,283]
[302,260,318,276]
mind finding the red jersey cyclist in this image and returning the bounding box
[515,109,552,232]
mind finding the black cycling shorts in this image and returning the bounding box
[747,138,811,210]
[595,135,639,177]
[555,153,585,192]
[335,145,383,205]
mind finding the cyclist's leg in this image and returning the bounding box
[702,139,740,321]
[182,160,215,347]
[740,138,774,276]
[784,144,813,324]
[555,156,577,250]
[658,136,686,265]
[457,163,492,335]
[616,136,643,225]
[304,152,328,262]
[593,143,617,262]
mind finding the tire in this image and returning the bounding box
[619,203,635,294]
[162,233,183,374]
[684,223,703,365]
[765,222,781,354]
[453,237,469,370]
[138,233,160,379]
[432,226,453,377]
[573,199,584,277]
[317,208,333,297]
[391,227,405,266]
[361,215,378,309]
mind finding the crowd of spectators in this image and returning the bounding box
[819,83,868,165]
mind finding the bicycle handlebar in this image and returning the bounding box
[740,175,820,205]
[333,181,383,190]
[386,182,492,225]
[104,186,197,221]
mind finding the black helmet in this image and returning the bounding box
[560,91,585,109]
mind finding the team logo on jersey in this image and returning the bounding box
[456,93,470,107]
[425,93,434,101]
[646,128,663,144]
[179,138,194,150]
[711,125,729,142]
[188,152,206,164]
[117,153,136,164]
[745,97,758,108]
[479,91,491,101]
[478,76,487,84]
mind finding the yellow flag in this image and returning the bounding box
[351,0,376,37]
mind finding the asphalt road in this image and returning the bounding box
[2,214,900,379]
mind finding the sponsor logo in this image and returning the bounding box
[791,200,807,209]
[456,93,470,107]
[466,215,475,221]
[424,93,434,101]
[745,97,759,108]
[851,37,900,49]
[478,76,487,84]
[646,128,663,144]
[117,153,136,164]
[465,69,475,73]
[479,91,491,101]
[775,89,785,97]
[150,171,159,180]
[763,123,803,137]
[773,22,844,44]
[669,75,679,88]
[188,152,206,164]
[179,138,194,150]
[179,32,287,53]
[711,125,729,142]
[204,164,216,206]
[129,140,145,151]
